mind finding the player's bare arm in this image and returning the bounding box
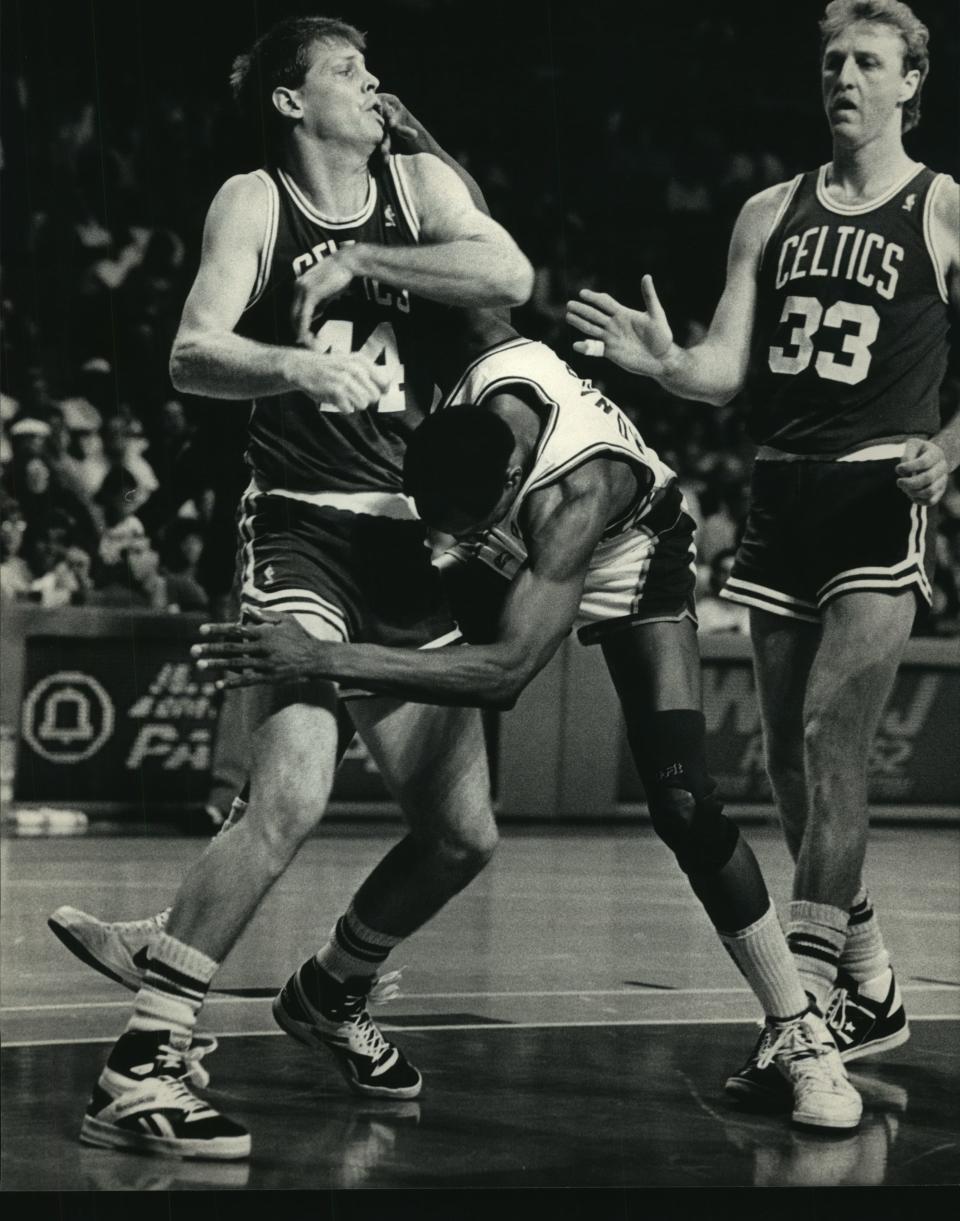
[192,472,615,709]
[292,154,532,341]
[377,94,490,215]
[566,183,791,405]
[897,177,960,504]
[170,173,389,411]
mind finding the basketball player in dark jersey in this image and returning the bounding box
[567,0,958,1109]
[73,16,532,1161]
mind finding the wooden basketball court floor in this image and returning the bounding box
[2,821,958,1191]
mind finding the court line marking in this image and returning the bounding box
[4,981,958,1014]
[3,1013,958,1050]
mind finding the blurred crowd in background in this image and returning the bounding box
[2,0,958,632]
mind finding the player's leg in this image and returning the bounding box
[603,617,859,1129]
[273,698,494,1100]
[81,659,342,1160]
[47,702,358,989]
[748,607,819,862]
[789,588,915,1056]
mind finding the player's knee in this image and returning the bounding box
[251,790,322,875]
[763,736,805,788]
[648,788,740,876]
[432,820,499,879]
[802,707,851,770]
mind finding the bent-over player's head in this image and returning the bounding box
[404,408,522,537]
[230,16,382,154]
[819,0,929,136]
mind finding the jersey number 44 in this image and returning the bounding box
[310,318,407,413]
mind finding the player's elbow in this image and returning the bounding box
[482,654,531,711]
[501,252,535,307]
[169,334,199,393]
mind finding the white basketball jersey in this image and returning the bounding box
[437,338,678,592]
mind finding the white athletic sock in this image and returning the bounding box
[316,905,403,983]
[127,932,218,1042]
[719,902,809,1021]
[840,885,891,991]
[787,900,847,1010]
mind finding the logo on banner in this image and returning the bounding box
[22,671,115,763]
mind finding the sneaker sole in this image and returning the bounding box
[47,912,141,992]
[839,1021,910,1064]
[791,1107,862,1131]
[80,1114,250,1161]
[272,992,422,1100]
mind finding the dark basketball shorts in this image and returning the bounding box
[722,454,937,624]
[237,483,459,655]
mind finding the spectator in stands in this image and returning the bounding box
[0,494,31,602]
[159,519,209,612]
[6,452,100,559]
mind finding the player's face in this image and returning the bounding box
[292,39,384,147]
[821,22,919,147]
[430,482,521,541]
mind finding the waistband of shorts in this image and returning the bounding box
[755,441,908,463]
[248,480,420,520]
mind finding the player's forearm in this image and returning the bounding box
[311,640,527,710]
[656,339,747,406]
[170,330,306,400]
[347,240,533,308]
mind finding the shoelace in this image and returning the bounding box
[153,1041,218,1113]
[824,986,847,1034]
[153,1035,218,1090]
[339,970,404,1063]
[115,909,170,936]
[757,1020,846,1088]
[757,1020,823,1071]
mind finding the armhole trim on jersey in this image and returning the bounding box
[444,338,537,403]
[246,170,279,310]
[760,174,803,267]
[922,173,950,305]
[389,156,422,242]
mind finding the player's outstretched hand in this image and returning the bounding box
[896,438,949,505]
[292,250,359,344]
[291,352,391,413]
[376,93,422,153]
[565,277,675,377]
[191,609,325,689]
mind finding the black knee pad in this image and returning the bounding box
[648,787,740,875]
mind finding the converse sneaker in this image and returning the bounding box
[80,1030,250,1160]
[825,970,910,1062]
[758,1010,863,1130]
[273,959,422,1099]
[725,1025,792,1110]
[48,906,169,990]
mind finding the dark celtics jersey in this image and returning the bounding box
[746,164,952,455]
[238,154,450,492]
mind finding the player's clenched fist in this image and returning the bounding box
[288,351,391,413]
[566,277,675,378]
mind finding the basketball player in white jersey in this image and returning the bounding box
[566,0,959,1108]
[194,330,864,1132]
[71,16,532,1161]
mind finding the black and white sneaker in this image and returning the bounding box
[825,970,910,1062]
[725,1025,792,1110]
[273,959,422,1099]
[80,1030,250,1161]
[48,906,169,990]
